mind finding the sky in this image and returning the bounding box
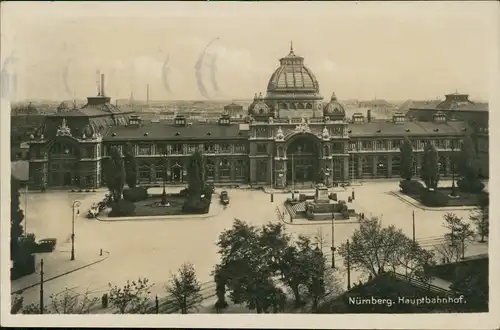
[0,1,498,102]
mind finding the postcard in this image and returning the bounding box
[1,1,499,329]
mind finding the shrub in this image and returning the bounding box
[122,187,149,203]
[457,178,485,194]
[419,189,448,207]
[179,188,189,197]
[399,180,424,195]
[109,200,136,217]
[299,194,307,202]
[182,198,210,214]
[328,193,338,201]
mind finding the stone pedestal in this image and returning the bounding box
[314,184,330,203]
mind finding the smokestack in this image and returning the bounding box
[367,109,372,122]
[147,84,150,105]
[96,70,101,96]
[101,74,105,96]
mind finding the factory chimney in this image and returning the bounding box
[101,74,105,97]
[367,109,372,123]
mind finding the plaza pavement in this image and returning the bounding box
[12,180,488,312]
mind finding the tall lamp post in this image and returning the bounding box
[71,200,81,261]
[450,143,457,197]
[331,211,336,268]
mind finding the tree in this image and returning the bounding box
[399,137,414,181]
[213,264,229,312]
[434,237,462,264]
[305,247,327,311]
[49,287,99,314]
[103,147,126,202]
[279,235,316,307]
[165,263,203,314]
[10,176,24,260]
[442,213,475,260]
[215,219,276,313]
[337,217,433,278]
[470,193,489,242]
[186,150,206,199]
[108,277,154,314]
[457,136,479,182]
[420,142,440,189]
[123,142,138,188]
[312,227,327,251]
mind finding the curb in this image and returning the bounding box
[11,251,110,295]
[277,209,361,226]
[95,204,223,222]
[388,191,477,211]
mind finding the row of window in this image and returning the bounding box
[136,159,247,180]
[106,143,248,156]
[348,139,462,151]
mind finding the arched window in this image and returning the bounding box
[279,103,287,110]
[206,159,215,178]
[306,103,313,109]
[138,163,151,182]
[219,159,231,178]
[235,160,245,178]
[296,103,305,109]
[289,103,297,110]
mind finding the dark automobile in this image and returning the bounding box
[220,190,230,205]
[36,238,57,253]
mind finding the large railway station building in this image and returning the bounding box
[27,46,488,189]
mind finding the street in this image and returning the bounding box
[14,180,487,309]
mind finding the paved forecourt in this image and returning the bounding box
[14,181,485,308]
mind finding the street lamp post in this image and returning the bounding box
[450,143,457,197]
[71,200,81,261]
[331,211,336,268]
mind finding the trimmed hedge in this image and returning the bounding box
[457,178,485,194]
[109,200,136,217]
[182,197,211,214]
[419,189,448,207]
[399,180,424,195]
[122,187,149,203]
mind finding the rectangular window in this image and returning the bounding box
[157,144,168,155]
[204,143,215,153]
[392,140,401,150]
[234,144,247,153]
[349,142,357,151]
[138,144,151,155]
[172,143,183,154]
[362,141,372,150]
[220,143,231,153]
[186,144,197,154]
[257,143,267,154]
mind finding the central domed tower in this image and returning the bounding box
[265,43,324,119]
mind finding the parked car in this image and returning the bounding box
[220,190,230,205]
[36,238,57,253]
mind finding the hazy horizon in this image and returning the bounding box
[1,2,498,102]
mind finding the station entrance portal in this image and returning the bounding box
[286,135,320,188]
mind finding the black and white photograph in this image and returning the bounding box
[1,1,499,329]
